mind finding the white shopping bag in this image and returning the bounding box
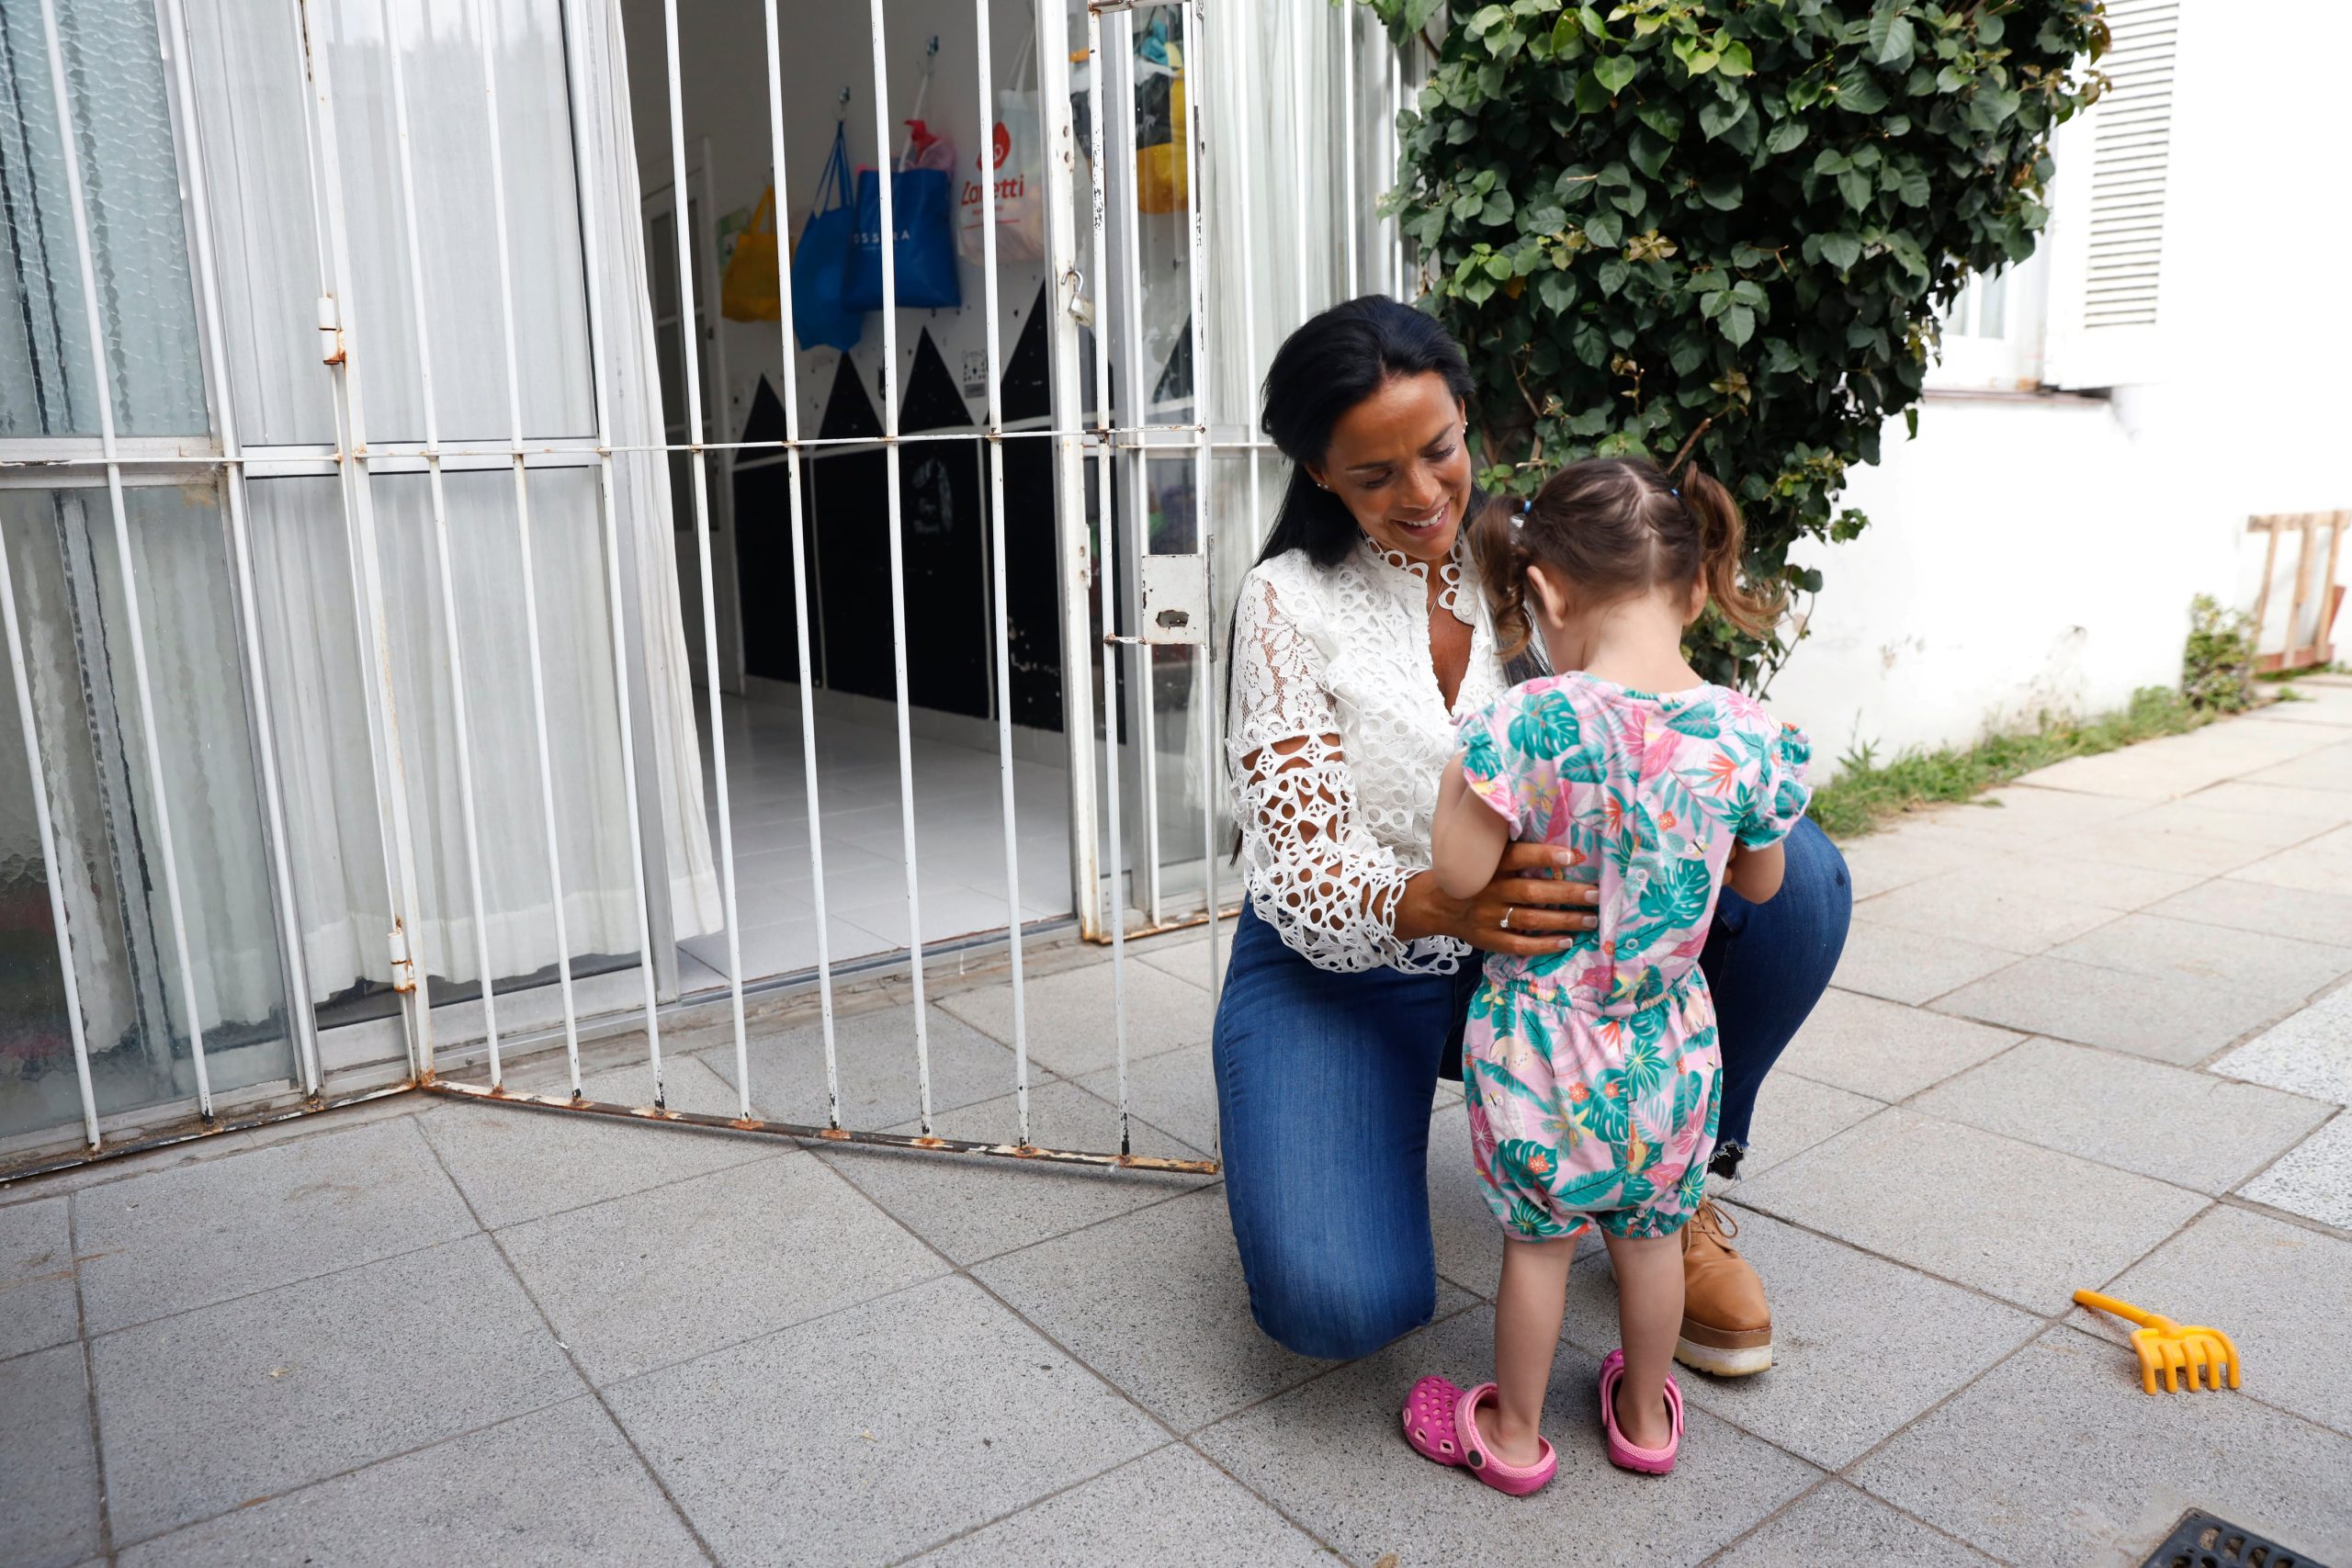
[958,39,1045,265]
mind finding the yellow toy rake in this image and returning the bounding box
[2073,1290,2243,1394]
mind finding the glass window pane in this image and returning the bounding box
[1977,271,2007,339]
[0,604,80,1138]
[316,0,594,443]
[0,482,295,1141]
[182,0,337,446]
[252,467,642,1018]
[0,0,209,437]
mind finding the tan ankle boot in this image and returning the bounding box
[1677,1200,1772,1376]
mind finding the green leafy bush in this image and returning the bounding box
[1364,0,2106,687]
[2182,593,2256,713]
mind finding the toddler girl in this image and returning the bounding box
[1400,456,1811,1492]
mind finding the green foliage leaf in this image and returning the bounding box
[1697,93,1750,141]
[1377,0,2102,689]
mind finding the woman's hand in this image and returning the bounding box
[1393,842,1599,956]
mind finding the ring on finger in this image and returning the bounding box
[1499,905,1515,931]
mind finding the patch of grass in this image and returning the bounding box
[1811,685,2213,840]
[2258,657,2349,683]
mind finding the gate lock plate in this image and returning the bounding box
[1138,553,1207,646]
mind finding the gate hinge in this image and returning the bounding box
[388,924,416,995]
[317,295,346,367]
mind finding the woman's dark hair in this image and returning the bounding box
[1249,296,1476,571]
[1219,299,1476,854]
[1468,457,1782,660]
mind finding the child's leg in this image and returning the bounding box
[1487,1235,1575,1466]
[1600,1229,1685,1450]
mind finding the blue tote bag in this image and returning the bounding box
[846,130,962,311]
[789,124,862,352]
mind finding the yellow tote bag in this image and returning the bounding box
[720,185,782,322]
[1136,56,1185,214]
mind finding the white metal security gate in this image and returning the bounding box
[0,0,1412,1179]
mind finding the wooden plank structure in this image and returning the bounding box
[2247,512,2347,672]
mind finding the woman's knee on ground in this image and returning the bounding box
[1242,1235,1436,1361]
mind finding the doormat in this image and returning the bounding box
[2142,1510,2328,1568]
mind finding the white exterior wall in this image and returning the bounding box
[1770,0,2350,776]
[1770,392,2211,770]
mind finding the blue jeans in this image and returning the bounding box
[1211,816,1850,1360]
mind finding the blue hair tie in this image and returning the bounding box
[1669,486,1681,499]
[1520,498,1533,514]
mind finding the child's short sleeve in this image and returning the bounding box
[1736,722,1813,849]
[1454,695,1527,835]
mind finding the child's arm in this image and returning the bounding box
[1725,840,1784,904]
[1432,751,1514,900]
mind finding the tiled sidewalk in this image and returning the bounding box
[5,681,2350,1567]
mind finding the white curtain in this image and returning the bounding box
[191,0,718,1003]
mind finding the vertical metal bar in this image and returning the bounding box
[1181,0,1219,993]
[866,0,936,1134]
[1233,0,1265,534]
[1086,5,1132,1154]
[36,0,215,1117]
[301,4,438,1083]
[563,0,667,1103]
[1389,39,1406,297]
[1034,0,1099,942]
[660,0,751,1113]
[0,532,97,1146]
[1110,19,1161,928]
[382,0,504,1084]
[1290,0,1311,321]
[157,0,320,1097]
[973,0,1031,1142]
[1340,0,1358,299]
[1232,0,1269,999]
[758,0,841,1126]
[476,0,584,1091]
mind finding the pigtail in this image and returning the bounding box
[1470,492,1537,660]
[1678,465,1782,637]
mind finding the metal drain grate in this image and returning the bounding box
[2142,1511,2330,1568]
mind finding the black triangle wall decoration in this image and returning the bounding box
[816,352,883,441]
[899,328,972,434]
[1001,281,1051,422]
[739,373,789,446]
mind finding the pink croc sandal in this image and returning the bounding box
[1598,1348,1684,1475]
[1404,1377,1556,1495]
[1402,1374,1469,1467]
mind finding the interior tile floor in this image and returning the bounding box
[679,692,1076,989]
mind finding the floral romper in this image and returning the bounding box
[1455,672,1812,1242]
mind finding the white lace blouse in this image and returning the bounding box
[1227,534,1510,973]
